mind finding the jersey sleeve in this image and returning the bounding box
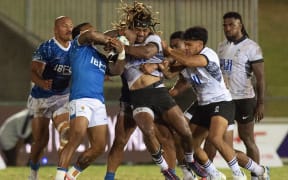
[145,34,162,52]
[248,42,263,62]
[32,42,50,64]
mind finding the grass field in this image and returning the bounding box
[0,164,287,180]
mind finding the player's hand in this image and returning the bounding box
[140,63,159,74]
[123,29,136,45]
[161,41,172,56]
[254,103,264,122]
[109,38,124,54]
[40,79,53,90]
[158,60,170,72]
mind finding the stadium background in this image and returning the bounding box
[0,0,287,166]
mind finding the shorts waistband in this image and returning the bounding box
[145,80,163,89]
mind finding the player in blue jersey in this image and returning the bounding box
[55,22,126,180]
[27,16,73,180]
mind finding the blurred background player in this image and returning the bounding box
[0,108,33,166]
[27,16,73,180]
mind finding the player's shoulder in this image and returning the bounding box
[145,34,161,42]
[202,47,217,56]
[41,38,55,46]
[241,38,260,48]
[37,38,56,50]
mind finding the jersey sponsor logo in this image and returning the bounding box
[53,64,71,75]
[220,58,232,72]
[90,56,106,73]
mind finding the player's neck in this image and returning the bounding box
[55,37,70,48]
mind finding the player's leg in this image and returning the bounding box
[105,103,136,180]
[51,96,70,154]
[154,121,176,169]
[55,116,88,180]
[29,116,50,180]
[163,105,193,152]
[133,110,161,157]
[64,98,109,179]
[191,123,223,179]
[134,109,179,179]
[162,106,194,161]
[208,105,245,179]
[53,112,70,153]
[67,124,108,179]
[235,98,261,180]
[203,126,234,161]
[235,150,270,180]
[238,122,259,162]
[27,96,51,180]
[130,88,179,179]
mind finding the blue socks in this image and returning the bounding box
[104,172,115,180]
[29,160,40,171]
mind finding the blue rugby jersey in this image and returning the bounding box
[31,38,71,98]
[69,36,107,103]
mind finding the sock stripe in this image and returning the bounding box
[153,156,164,164]
[202,160,211,168]
[57,167,68,172]
[228,157,238,166]
[73,165,82,172]
[245,158,252,169]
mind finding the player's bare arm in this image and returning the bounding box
[169,74,191,97]
[31,61,52,90]
[125,42,158,59]
[78,30,110,45]
[252,61,265,121]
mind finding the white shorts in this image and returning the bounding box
[27,94,69,119]
[69,98,108,128]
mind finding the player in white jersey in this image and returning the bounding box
[55,23,125,180]
[163,26,269,180]
[27,16,73,180]
[203,12,268,180]
[108,2,195,179]
[104,29,180,180]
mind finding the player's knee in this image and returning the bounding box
[33,133,49,147]
[240,135,256,146]
[113,137,129,148]
[208,134,222,147]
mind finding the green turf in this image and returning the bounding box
[0,164,285,180]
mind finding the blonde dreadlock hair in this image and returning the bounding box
[113,1,160,34]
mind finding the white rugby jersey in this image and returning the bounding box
[218,37,263,99]
[181,47,232,105]
[124,34,164,88]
